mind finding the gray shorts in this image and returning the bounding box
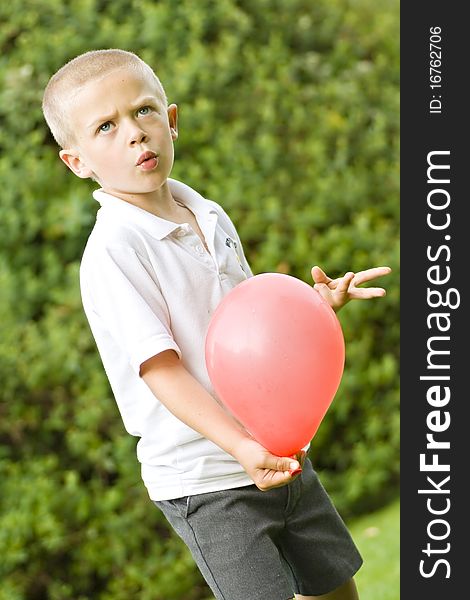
[154,459,362,600]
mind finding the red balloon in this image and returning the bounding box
[205,273,345,456]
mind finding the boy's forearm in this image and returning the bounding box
[140,350,302,491]
[140,350,250,458]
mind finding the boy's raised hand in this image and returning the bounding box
[311,265,392,312]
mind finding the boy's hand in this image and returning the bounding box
[311,265,392,312]
[232,437,302,491]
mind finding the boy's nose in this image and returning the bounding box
[128,125,149,146]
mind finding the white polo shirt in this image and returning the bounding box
[80,178,254,500]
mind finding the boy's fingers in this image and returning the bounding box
[311,265,330,284]
[265,455,300,473]
[289,451,305,475]
[313,266,391,291]
[349,287,387,299]
[352,266,392,286]
[253,453,304,490]
[258,467,300,490]
[257,472,291,491]
[336,272,355,294]
[283,457,301,472]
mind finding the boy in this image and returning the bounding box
[42,49,390,600]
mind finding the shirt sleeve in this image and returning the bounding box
[80,243,181,374]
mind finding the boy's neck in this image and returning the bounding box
[104,179,182,221]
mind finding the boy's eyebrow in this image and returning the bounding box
[86,112,118,131]
[130,95,161,109]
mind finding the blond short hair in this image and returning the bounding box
[42,49,167,148]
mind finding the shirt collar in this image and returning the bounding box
[92,178,218,241]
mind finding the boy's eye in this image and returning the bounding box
[98,122,112,133]
[137,106,152,116]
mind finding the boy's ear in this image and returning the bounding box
[168,103,178,141]
[59,149,94,179]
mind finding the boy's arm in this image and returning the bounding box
[140,350,300,491]
[311,265,392,312]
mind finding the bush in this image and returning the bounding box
[0,0,399,596]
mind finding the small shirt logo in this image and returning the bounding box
[225,237,238,251]
[225,237,246,274]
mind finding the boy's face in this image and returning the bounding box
[60,67,177,202]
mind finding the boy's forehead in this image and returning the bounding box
[67,67,164,119]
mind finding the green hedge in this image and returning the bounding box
[0,0,399,597]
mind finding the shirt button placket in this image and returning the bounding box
[176,225,188,238]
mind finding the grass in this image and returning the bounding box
[349,498,400,600]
